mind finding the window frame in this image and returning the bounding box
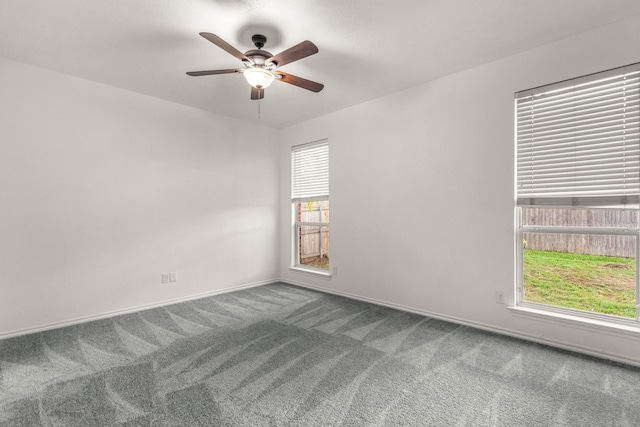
[514,63,640,325]
[293,198,330,274]
[290,140,330,276]
[515,207,640,324]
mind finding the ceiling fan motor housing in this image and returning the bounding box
[243,49,274,68]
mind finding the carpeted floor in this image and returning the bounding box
[1,282,639,426]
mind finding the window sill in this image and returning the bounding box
[288,266,332,279]
[508,304,640,338]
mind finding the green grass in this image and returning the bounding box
[523,249,636,318]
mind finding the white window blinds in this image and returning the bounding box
[292,140,329,202]
[516,63,640,207]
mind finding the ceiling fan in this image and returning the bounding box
[187,33,324,100]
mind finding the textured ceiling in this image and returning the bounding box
[2,0,640,128]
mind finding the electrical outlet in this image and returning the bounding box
[161,274,169,284]
[169,272,177,283]
[332,267,337,276]
[495,291,505,304]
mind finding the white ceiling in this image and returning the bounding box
[2,0,640,128]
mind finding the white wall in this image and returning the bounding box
[0,57,279,337]
[279,15,640,365]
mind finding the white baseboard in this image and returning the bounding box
[0,278,277,340]
[282,279,640,368]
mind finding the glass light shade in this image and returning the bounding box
[243,67,275,89]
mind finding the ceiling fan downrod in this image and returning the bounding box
[251,34,267,49]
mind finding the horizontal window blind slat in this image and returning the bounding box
[518,138,640,158]
[516,132,640,151]
[517,195,640,207]
[518,173,640,182]
[517,165,640,176]
[517,159,640,169]
[517,146,640,162]
[517,163,640,176]
[519,162,640,175]
[292,195,329,203]
[517,132,640,150]
[518,183,639,194]
[518,176,639,188]
[517,132,640,151]
[517,175,639,188]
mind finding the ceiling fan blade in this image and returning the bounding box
[275,72,324,93]
[266,40,318,67]
[186,68,242,76]
[199,32,253,65]
[250,87,264,100]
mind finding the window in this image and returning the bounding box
[515,63,640,323]
[291,140,329,272]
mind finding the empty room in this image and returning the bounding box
[1,0,640,425]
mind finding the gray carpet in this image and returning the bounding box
[1,282,639,426]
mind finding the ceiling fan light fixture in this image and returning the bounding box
[243,67,275,89]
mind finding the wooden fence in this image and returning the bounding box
[298,201,330,260]
[522,207,637,258]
